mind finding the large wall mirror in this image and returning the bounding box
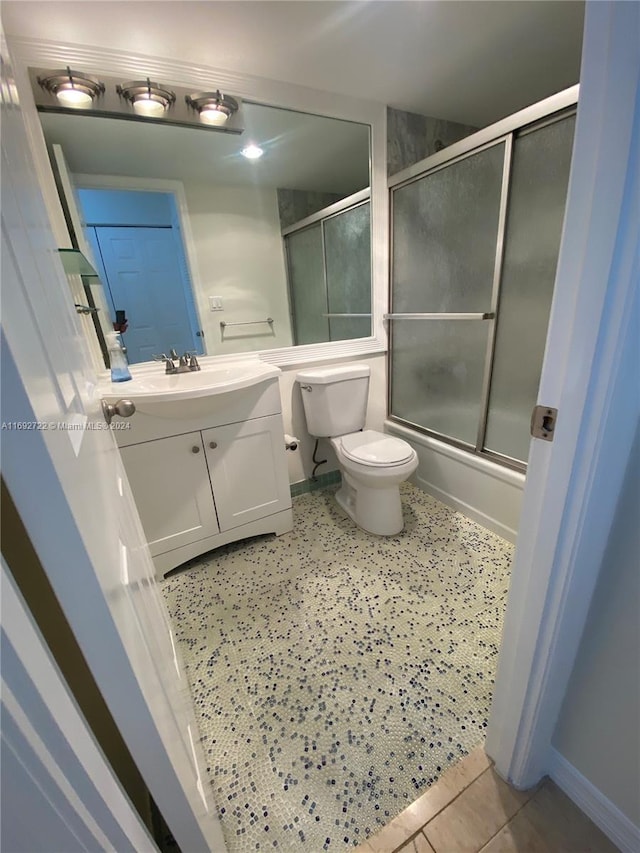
[37,98,372,365]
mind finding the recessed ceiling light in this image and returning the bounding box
[241,145,264,160]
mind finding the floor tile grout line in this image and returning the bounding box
[388,757,496,853]
[473,780,545,853]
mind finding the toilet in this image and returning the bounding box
[296,364,418,535]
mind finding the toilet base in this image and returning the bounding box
[336,472,404,536]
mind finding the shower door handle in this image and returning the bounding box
[383,313,495,320]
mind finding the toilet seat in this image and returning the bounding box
[339,430,414,467]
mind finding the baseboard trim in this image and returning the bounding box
[290,469,341,497]
[548,748,640,853]
[414,474,517,543]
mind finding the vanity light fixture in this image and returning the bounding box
[116,78,176,117]
[241,144,264,160]
[37,67,105,109]
[185,90,239,126]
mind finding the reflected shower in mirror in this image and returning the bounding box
[38,102,371,364]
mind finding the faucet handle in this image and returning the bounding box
[169,348,179,360]
[152,353,167,361]
[188,354,201,371]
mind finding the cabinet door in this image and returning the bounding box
[203,415,291,532]
[120,432,219,556]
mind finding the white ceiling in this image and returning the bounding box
[39,105,370,192]
[4,1,584,127]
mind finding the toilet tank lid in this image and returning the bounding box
[296,363,370,384]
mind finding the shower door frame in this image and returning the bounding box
[386,89,578,473]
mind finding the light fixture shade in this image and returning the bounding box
[117,79,176,117]
[186,91,239,126]
[132,97,167,118]
[37,67,105,109]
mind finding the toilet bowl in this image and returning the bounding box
[296,363,417,535]
[331,430,418,535]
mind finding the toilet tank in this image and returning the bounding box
[296,364,370,437]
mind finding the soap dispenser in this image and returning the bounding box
[107,331,132,382]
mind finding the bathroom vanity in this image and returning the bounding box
[103,361,293,576]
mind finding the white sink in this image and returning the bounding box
[101,360,280,405]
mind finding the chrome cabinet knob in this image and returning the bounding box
[209,441,217,449]
[191,445,200,454]
[102,399,136,425]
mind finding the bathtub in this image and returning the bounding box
[385,419,525,543]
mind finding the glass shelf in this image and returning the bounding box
[58,248,100,277]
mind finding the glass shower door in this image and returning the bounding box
[324,201,371,341]
[483,115,576,462]
[390,141,507,447]
[285,197,371,345]
[285,223,329,345]
[389,108,576,469]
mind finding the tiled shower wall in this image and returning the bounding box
[387,107,477,176]
[277,188,344,230]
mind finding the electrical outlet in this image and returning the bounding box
[209,296,223,311]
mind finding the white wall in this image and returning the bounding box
[552,423,640,827]
[278,352,386,485]
[183,181,293,354]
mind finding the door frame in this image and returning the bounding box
[486,0,640,788]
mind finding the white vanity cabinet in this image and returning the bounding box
[114,377,293,576]
[119,431,220,554]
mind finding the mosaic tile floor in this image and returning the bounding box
[161,483,514,852]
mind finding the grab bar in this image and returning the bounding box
[220,317,274,329]
[322,313,372,318]
[384,312,494,320]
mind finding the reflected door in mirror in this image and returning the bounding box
[80,187,203,364]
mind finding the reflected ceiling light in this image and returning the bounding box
[241,144,264,160]
[37,67,105,109]
[116,78,175,117]
[185,90,239,126]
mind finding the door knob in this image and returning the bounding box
[191,446,200,454]
[209,441,217,449]
[102,399,136,425]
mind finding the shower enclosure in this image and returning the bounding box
[283,189,371,345]
[388,92,576,471]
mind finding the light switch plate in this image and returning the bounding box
[209,296,223,311]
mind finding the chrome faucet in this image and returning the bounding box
[176,353,191,373]
[152,350,201,373]
[152,353,178,374]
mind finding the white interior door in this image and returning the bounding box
[1,561,156,853]
[1,39,226,852]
